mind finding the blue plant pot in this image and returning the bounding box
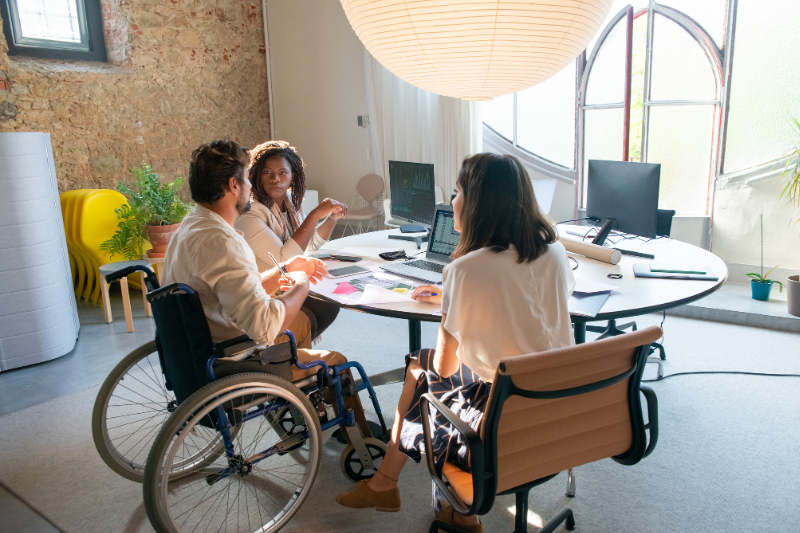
[751,280,773,301]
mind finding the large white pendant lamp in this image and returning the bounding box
[341,0,613,100]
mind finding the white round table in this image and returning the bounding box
[316,226,728,347]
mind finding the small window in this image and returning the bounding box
[1,0,106,62]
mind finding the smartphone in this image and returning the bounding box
[327,265,370,278]
[330,255,362,262]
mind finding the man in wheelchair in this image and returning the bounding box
[163,139,372,440]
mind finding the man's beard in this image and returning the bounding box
[236,193,251,215]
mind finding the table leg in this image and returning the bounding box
[408,318,422,352]
[141,271,152,317]
[359,318,424,388]
[120,277,134,333]
[573,322,587,345]
[100,273,112,324]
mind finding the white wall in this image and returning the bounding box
[266,0,373,205]
[712,174,800,276]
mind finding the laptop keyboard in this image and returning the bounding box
[405,260,444,273]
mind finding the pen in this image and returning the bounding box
[268,252,293,286]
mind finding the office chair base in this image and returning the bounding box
[586,319,636,340]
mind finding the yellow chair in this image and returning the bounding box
[62,190,95,300]
[79,189,128,305]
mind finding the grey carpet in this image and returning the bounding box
[0,310,799,532]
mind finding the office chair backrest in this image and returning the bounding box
[150,285,215,404]
[483,326,662,494]
[656,209,676,237]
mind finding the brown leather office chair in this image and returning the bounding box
[421,326,662,533]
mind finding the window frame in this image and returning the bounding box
[0,0,107,62]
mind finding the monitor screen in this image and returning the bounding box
[428,207,460,257]
[389,160,436,226]
[586,160,661,239]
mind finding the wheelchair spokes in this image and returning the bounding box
[93,341,175,482]
[144,375,321,533]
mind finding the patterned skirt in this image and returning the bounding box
[398,349,491,511]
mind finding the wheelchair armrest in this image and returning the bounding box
[640,384,659,458]
[213,336,256,359]
[105,265,160,293]
[419,393,486,517]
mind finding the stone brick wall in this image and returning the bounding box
[0,0,270,193]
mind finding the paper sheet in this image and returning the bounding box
[569,292,610,317]
[573,278,618,295]
[353,284,413,306]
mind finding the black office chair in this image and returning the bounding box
[585,209,674,376]
[421,326,661,533]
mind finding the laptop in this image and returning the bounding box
[381,205,459,284]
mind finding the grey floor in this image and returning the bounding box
[1,282,799,532]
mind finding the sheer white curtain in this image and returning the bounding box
[364,49,482,202]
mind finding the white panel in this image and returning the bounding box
[0,132,78,371]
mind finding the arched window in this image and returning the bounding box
[579,1,724,215]
[483,1,800,220]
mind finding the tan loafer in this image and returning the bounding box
[434,501,483,533]
[336,480,401,512]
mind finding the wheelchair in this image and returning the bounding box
[91,265,389,533]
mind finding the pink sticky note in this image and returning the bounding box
[333,282,358,295]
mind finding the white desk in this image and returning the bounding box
[315,227,728,347]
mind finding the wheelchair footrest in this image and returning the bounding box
[276,433,305,455]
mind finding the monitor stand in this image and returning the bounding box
[591,218,616,246]
[388,229,429,249]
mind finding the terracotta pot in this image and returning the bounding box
[145,223,180,254]
[788,275,800,317]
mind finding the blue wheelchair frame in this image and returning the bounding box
[105,265,388,485]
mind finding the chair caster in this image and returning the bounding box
[340,437,388,482]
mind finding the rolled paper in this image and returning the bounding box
[559,235,622,265]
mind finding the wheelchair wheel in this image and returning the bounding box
[92,341,177,482]
[92,341,230,482]
[340,438,388,482]
[143,373,322,533]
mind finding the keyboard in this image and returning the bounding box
[404,260,444,273]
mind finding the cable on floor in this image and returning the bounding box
[644,370,800,383]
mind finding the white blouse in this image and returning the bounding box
[234,199,327,272]
[441,242,575,383]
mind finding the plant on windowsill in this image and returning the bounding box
[100,162,192,260]
[746,267,783,302]
[778,116,800,316]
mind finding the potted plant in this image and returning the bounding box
[746,266,784,301]
[779,117,800,316]
[101,162,192,260]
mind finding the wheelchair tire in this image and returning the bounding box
[92,340,173,482]
[92,341,232,483]
[339,437,389,483]
[143,373,322,533]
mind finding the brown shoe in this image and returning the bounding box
[336,480,401,512]
[434,501,483,533]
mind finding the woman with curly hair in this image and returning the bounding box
[235,140,348,339]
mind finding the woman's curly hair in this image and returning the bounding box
[248,140,306,214]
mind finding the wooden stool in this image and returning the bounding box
[99,260,151,333]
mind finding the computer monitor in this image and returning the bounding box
[389,160,436,227]
[586,159,661,242]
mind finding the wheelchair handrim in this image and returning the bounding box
[154,382,321,533]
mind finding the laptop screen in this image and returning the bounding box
[428,208,460,257]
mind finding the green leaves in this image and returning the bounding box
[100,162,193,260]
[119,162,193,226]
[746,266,785,292]
[99,204,146,260]
[779,116,800,223]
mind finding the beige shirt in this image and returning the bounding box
[163,204,286,345]
[441,242,575,382]
[235,199,327,271]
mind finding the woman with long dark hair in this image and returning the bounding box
[336,153,575,531]
[235,140,347,339]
